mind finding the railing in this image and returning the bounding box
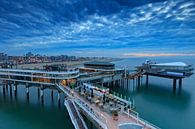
[0,78,56,86]
[65,99,88,129]
[78,74,113,81]
[0,72,79,80]
[75,99,108,129]
[57,84,108,129]
[112,92,135,109]
[123,109,161,129]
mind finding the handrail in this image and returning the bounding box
[123,109,161,129]
[65,99,88,129]
[75,99,108,129]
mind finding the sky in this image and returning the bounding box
[0,0,195,57]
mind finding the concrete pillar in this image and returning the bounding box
[9,84,12,97]
[123,79,125,88]
[179,78,182,89]
[3,84,5,96]
[126,79,128,89]
[138,76,141,87]
[51,90,54,101]
[146,74,149,86]
[173,79,177,92]
[38,88,40,98]
[40,89,44,104]
[133,79,135,86]
[57,92,61,107]
[14,83,17,97]
[6,82,8,92]
[128,79,131,90]
[135,78,138,86]
[113,80,116,86]
[26,86,29,100]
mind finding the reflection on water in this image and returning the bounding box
[0,85,74,129]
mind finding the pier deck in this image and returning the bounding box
[58,85,158,129]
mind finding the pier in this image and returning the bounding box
[136,61,193,91]
[0,61,193,129]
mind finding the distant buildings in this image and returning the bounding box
[0,52,112,68]
[0,53,8,61]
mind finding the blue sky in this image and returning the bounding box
[0,0,195,57]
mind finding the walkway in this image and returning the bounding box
[65,99,88,129]
[57,84,159,129]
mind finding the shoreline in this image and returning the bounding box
[15,58,121,70]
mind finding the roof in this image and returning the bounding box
[84,61,114,66]
[152,62,188,67]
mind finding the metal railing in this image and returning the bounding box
[65,99,88,129]
[123,109,161,129]
[75,99,108,129]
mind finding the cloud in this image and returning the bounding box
[0,0,195,56]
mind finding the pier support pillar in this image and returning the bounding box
[133,79,135,86]
[40,89,44,104]
[127,79,129,89]
[37,88,40,98]
[6,83,8,92]
[3,84,5,96]
[173,79,177,92]
[179,78,182,89]
[9,84,12,97]
[51,90,54,101]
[146,74,149,86]
[57,91,61,107]
[138,77,141,88]
[26,86,29,100]
[14,83,17,97]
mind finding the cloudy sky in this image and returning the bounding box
[0,0,195,57]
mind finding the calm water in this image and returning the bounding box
[113,56,195,129]
[0,86,75,129]
[0,56,195,129]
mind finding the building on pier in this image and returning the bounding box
[79,61,124,85]
[0,68,79,87]
[136,61,194,91]
[84,61,115,70]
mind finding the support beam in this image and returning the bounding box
[179,78,182,89]
[40,89,44,104]
[146,74,149,86]
[26,86,29,100]
[173,79,177,92]
[9,84,12,97]
[14,83,17,97]
[3,84,5,96]
[6,83,8,92]
[37,88,40,98]
[57,91,61,107]
[138,77,141,87]
[127,79,129,89]
[51,90,54,101]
